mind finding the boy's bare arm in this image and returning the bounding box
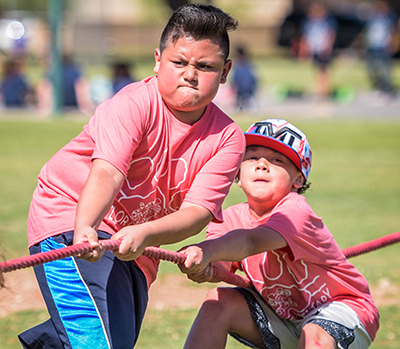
[180,226,288,277]
[111,202,213,261]
[74,159,125,261]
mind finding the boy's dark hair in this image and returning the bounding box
[298,181,311,195]
[160,4,238,61]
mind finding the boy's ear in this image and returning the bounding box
[220,59,232,84]
[293,173,305,190]
[153,48,161,74]
[236,169,242,187]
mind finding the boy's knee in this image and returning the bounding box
[299,323,336,349]
[205,287,243,302]
[203,287,220,301]
[202,287,245,316]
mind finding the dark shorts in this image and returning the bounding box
[19,231,148,349]
[312,53,332,71]
[230,288,372,349]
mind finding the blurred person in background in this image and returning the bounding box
[232,46,258,112]
[37,54,93,115]
[363,0,399,101]
[299,1,338,99]
[0,57,30,108]
[112,61,135,95]
[0,252,4,288]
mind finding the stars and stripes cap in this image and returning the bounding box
[244,119,312,180]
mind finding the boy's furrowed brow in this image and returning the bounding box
[196,59,217,67]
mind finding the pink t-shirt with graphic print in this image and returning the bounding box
[207,192,379,340]
[28,76,245,286]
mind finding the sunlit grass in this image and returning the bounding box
[0,114,399,347]
[0,310,49,349]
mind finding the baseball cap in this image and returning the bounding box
[244,119,312,180]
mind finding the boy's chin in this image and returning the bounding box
[166,104,208,124]
[168,100,210,113]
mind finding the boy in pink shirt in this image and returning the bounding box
[180,119,379,349]
[19,4,245,348]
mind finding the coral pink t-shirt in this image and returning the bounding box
[207,192,379,340]
[28,76,245,286]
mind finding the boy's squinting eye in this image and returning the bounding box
[173,60,185,66]
[198,63,213,70]
[243,155,258,161]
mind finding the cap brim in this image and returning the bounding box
[245,133,302,171]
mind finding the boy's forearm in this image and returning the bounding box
[75,159,125,238]
[201,226,287,264]
[179,225,287,282]
[139,202,213,247]
[199,230,254,264]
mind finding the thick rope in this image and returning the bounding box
[1,231,399,288]
[341,231,400,259]
[0,240,251,287]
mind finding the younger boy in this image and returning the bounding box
[20,4,245,348]
[180,119,379,349]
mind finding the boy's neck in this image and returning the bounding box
[249,206,274,221]
[170,106,207,125]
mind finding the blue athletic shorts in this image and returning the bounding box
[18,231,148,349]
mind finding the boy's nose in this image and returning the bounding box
[256,159,268,171]
[184,65,197,81]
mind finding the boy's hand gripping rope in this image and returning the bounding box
[0,240,252,288]
[1,230,399,288]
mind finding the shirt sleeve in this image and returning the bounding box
[88,93,146,176]
[183,123,245,222]
[263,194,332,264]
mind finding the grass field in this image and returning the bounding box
[0,111,399,347]
[0,53,399,349]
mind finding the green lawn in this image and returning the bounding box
[1,115,399,347]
